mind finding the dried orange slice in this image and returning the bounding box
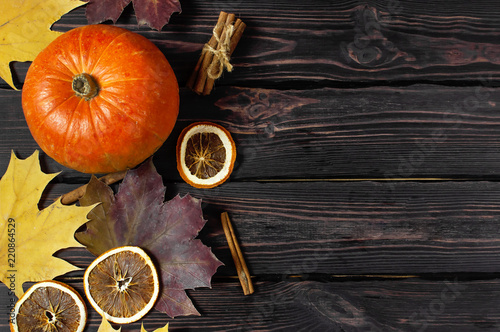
[176,122,236,188]
[83,246,159,325]
[10,280,87,332]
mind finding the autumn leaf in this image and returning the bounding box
[76,159,223,318]
[97,317,169,332]
[0,151,95,298]
[85,0,181,31]
[97,317,121,332]
[75,176,117,255]
[0,0,84,89]
[142,322,169,332]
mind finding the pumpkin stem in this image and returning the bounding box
[72,73,99,100]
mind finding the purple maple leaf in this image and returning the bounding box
[85,0,181,31]
[76,159,223,317]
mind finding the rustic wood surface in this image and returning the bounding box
[2,1,500,331]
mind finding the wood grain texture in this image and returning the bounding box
[1,279,498,331]
[2,1,500,331]
[35,180,500,275]
[177,85,500,180]
[162,180,500,275]
[3,84,500,180]
[7,1,500,89]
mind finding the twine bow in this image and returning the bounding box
[204,22,235,79]
[186,11,246,95]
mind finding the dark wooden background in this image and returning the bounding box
[2,0,500,331]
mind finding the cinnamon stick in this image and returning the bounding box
[221,212,254,295]
[191,12,234,93]
[187,12,246,95]
[208,13,236,77]
[186,11,228,90]
[60,170,127,205]
[203,18,246,95]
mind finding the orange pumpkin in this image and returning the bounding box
[22,25,179,173]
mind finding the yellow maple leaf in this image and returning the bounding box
[141,322,169,332]
[0,0,84,89]
[97,318,169,332]
[97,317,121,332]
[0,150,94,298]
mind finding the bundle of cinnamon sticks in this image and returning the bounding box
[187,11,246,95]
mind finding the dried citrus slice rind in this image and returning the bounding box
[83,246,159,325]
[10,280,87,332]
[176,122,236,188]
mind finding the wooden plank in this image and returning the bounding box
[168,180,500,275]
[167,84,500,180]
[1,279,498,331]
[3,84,500,180]
[8,1,500,89]
[35,180,500,275]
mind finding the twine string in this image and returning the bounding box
[204,22,235,79]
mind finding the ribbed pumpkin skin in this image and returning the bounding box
[22,25,179,173]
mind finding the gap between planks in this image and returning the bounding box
[249,178,461,182]
[57,274,419,283]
